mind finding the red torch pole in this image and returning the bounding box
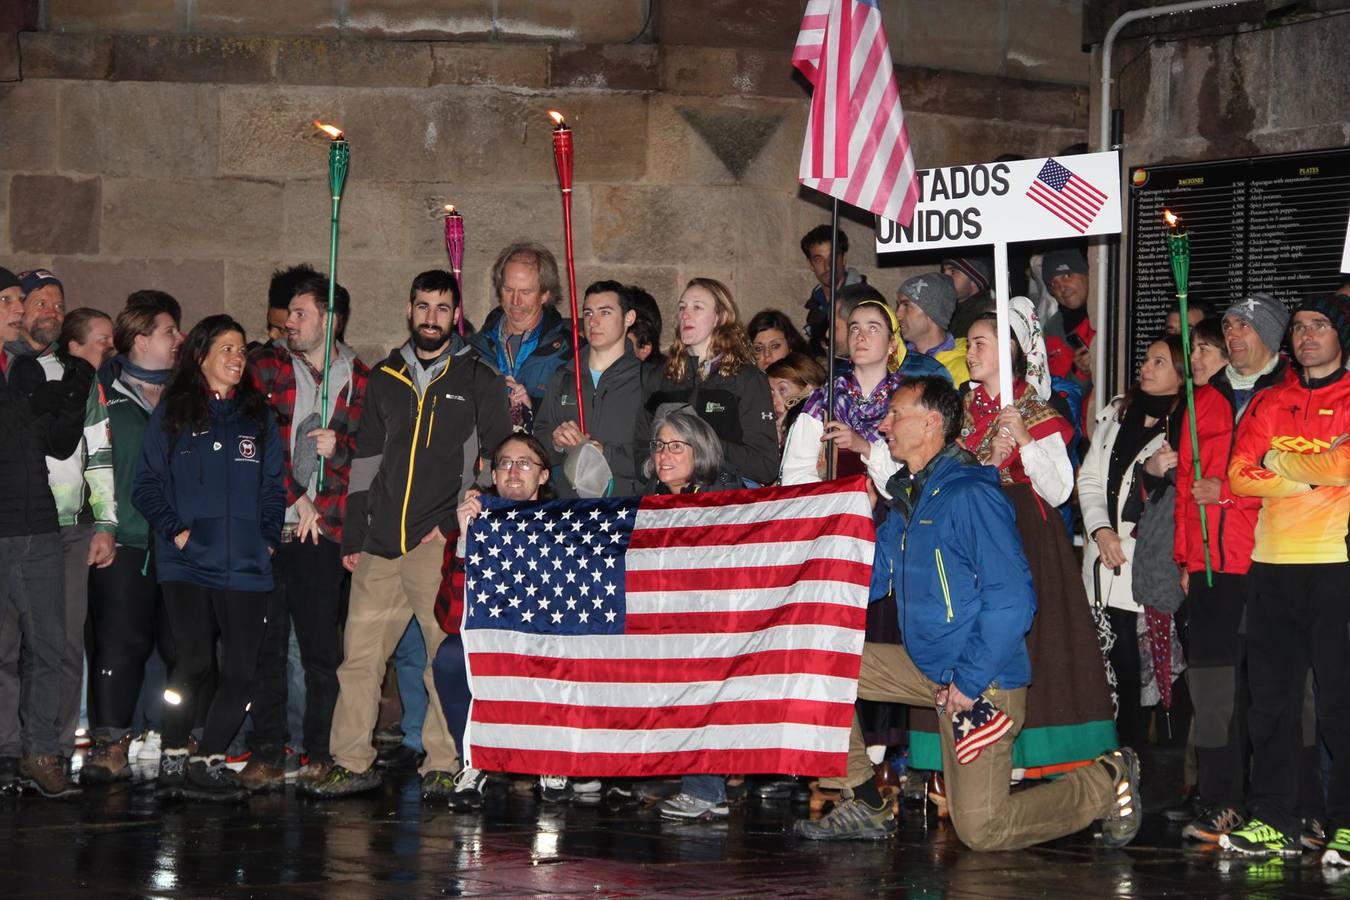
[549,110,587,434]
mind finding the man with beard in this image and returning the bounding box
[306,270,511,801]
[240,275,369,792]
[0,270,114,782]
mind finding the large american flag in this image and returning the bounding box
[793,0,919,226]
[459,478,875,778]
[1025,157,1108,233]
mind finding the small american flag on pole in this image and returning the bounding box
[952,695,1014,765]
[459,479,875,778]
[793,0,919,226]
[1025,157,1108,233]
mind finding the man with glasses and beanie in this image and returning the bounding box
[305,270,511,801]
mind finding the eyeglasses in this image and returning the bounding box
[1291,320,1334,336]
[494,457,541,472]
[649,439,690,455]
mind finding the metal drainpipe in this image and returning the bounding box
[1093,0,1262,415]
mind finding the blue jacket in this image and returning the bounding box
[467,306,577,404]
[871,447,1035,700]
[828,351,953,385]
[133,397,286,592]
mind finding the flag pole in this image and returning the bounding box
[825,197,839,480]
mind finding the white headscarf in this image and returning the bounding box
[1008,296,1052,402]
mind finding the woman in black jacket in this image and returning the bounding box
[133,315,285,801]
[639,278,779,486]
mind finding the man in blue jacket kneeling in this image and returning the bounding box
[795,375,1141,851]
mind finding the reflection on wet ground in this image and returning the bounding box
[4,771,1350,898]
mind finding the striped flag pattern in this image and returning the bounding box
[1025,157,1108,233]
[793,0,919,226]
[952,695,1014,765]
[460,478,875,778]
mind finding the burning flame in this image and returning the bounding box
[444,204,458,216]
[313,120,344,140]
[1162,209,1180,229]
[548,110,566,128]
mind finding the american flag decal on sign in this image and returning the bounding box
[460,478,875,778]
[1026,157,1108,233]
[793,0,920,226]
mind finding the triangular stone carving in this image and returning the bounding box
[676,107,784,181]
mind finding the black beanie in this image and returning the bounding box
[1295,293,1350,356]
[0,267,19,293]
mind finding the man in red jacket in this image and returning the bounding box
[1223,294,1350,864]
[1173,292,1290,845]
[242,275,369,791]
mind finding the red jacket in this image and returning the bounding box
[434,539,465,635]
[1173,360,1292,574]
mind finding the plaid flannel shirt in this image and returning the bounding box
[248,342,370,544]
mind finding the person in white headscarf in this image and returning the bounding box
[958,299,1073,505]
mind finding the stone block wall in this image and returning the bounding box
[4,1,1090,362]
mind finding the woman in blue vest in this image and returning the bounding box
[133,314,285,801]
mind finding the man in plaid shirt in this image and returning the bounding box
[241,274,369,791]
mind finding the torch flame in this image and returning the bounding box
[1162,209,1179,228]
[313,120,345,140]
[548,110,566,127]
[444,204,458,216]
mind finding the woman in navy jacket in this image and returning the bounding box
[134,314,285,800]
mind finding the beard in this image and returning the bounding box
[410,324,450,354]
[30,320,61,347]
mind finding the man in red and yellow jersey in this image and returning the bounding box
[1223,294,1350,863]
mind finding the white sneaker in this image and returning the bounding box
[450,766,489,809]
[539,774,569,802]
[658,792,729,820]
[571,778,601,795]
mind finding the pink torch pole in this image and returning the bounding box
[548,110,586,433]
[443,205,466,337]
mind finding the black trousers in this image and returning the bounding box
[1107,607,1192,750]
[1182,572,1250,810]
[1248,562,1350,836]
[87,549,176,742]
[248,538,345,765]
[161,582,267,756]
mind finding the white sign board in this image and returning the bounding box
[874,151,1123,253]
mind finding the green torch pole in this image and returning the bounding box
[317,125,349,493]
[1166,213,1212,587]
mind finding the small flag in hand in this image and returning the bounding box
[1025,158,1107,234]
[952,695,1013,765]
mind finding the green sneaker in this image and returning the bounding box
[793,796,896,841]
[1323,827,1350,867]
[1219,818,1301,858]
[297,764,382,798]
[421,770,456,800]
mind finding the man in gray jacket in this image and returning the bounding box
[534,282,659,498]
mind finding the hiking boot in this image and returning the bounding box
[793,796,895,840]
[449,766,489,810]
[299,764,382,798]
[1220,818,1301,858]
[1183,806,1244,844]
[1098,747,1142,849]
[1302,817,1328,851]
[658,792,730,821]
[237,758,286,793]
[81,736,133,785]
[1323,827,1350,867]
[183,756,249,802]
[375,744,426,771]
[294,759,333,788]
[0,756,19,793]
[19,754,81,799]
[539,775,570,803]
[157,750,189,798]
[421,770,456,800]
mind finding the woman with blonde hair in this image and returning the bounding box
[638,278,779,486]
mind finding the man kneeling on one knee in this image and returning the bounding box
[794,375,1141,850]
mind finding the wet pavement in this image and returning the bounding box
[3,769,1349,899]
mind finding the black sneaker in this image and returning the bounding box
[1098,748,1142,849]
[449,766,489,810]
[1183,806,1244,844]
[375,744,426,771]
[421,770,456,800]
[298,764,382,798]
[182,756,249,802]
[793,796,895,841]
[157,750,189,798]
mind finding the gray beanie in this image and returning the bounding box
[899,273,957,331]
[1224,292,1289,354]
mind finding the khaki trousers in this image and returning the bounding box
[840,642,1114,852]
[329,538,457,775]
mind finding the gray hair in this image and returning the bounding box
[645,405,724,487]
[491,241,563,307]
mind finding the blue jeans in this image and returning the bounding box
[682,774,726,803]
[394,617,427,753]
[431,635,470,759]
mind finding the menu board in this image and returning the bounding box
[1126,149,1350,374]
